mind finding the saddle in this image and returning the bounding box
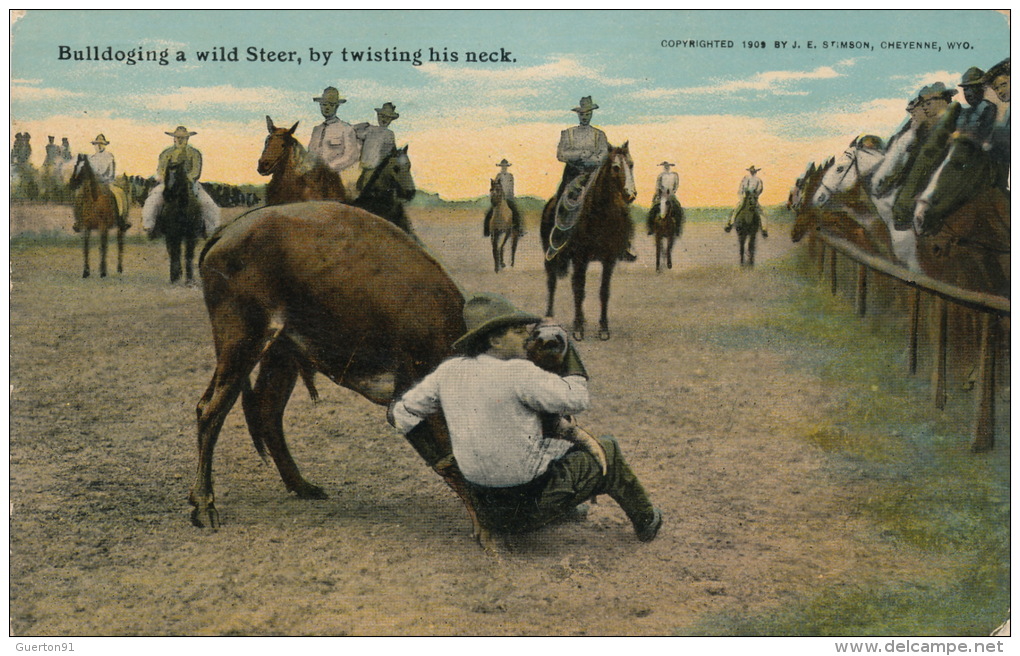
[546,171,595,261]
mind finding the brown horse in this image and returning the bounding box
[68,154,128,278]
[258,116,347,205]
[541,142,637,340]
[191,201,488,540]
[484,177,519,272]
[913,136,1010,297]
[649,196,684,272]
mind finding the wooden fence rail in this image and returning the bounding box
[808,230,1009,452]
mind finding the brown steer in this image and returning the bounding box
[191,201,480,537]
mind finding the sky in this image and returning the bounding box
[9,9,1011,206]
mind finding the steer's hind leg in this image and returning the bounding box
[242,342,327,500]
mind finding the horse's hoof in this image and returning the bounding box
[190,505,220,529]
[598,329,611,341]
[82,271,90,279]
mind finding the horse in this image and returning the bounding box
[809,136,902,263]
[484,177,519,272]
[68,154,128,279]
[649,195,684,272]
[150,161,204,284]
[350,145,417,236]
[912,134,1010,297]
[541,142,637,340]
[730,193,766,267]
[259,116,347,205]
[191,201,488,541]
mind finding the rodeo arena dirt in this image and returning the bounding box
[9,189,1010,639]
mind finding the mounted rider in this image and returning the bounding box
[80,134,129,231]
[555,96,637,261]
[142,126,220,237]
[983,58,1009,191]
[309,86,361,190]
[646,161,682,236]
[485,158,524,236]
[726,165,768,237]
[354,101,399,193]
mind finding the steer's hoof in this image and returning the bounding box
[190,505,220,529]
[294,482,328,500]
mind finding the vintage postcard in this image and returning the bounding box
[8,9,1010,646]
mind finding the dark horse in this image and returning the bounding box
[484,177,519,272]
[150,161,204,284]
[350,145,417,236]
[729,192,767,267]
[541,142,637,340]
[649,195,684,272]
[192,201,482,538]
[68,154,128,279]
[259,116,347,205]
[913,134,1010,297]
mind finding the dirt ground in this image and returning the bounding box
[8,202,1003,636]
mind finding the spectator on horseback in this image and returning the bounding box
[309,86,361,188]
[556,96,637,261]
[983,58,1009,190]
[955,67,998,143]
[646,161,681,236]
[491,158,524,236]
[354,101,399,193]
[86,134,129,230]
[142,126,220,237]
[726,165,768,237]
[391,292,663,543]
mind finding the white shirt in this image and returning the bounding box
[357,124,396,169]
[656,171,679,197]
[495,171,515,199]
[88,149,116,184]
[557,125,609,168]
[393,354,590,487]
[309,117,360,174]
[739,174,763,197]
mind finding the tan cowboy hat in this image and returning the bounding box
[166,126,197,138]
[959,67,986,87]
[375,102,399,118]
[572,96,599,113]
[920,81,957,101]
[452,292,542,353]
[496,158,512,167]
[314,86,346,104]
[91,134,110,146]
[746,165,761,174]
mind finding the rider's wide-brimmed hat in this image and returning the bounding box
[959,67,987,87]
[659,161,675,167]
[983,57,1010,82]
[375,102,399,118]
[91,134,110,146]
[166,126,197,138]
[746,165,761,174]
[496,158,512,167]
[854,134,885,150]
[572,96,599,113]
[314,86,346,104]
[452,292,542,353]
[920,81,957,101]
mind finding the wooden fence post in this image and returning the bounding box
[855,263,867,317]
[932,296,948,410]
[972,313,999,452]
[908,288,920,375]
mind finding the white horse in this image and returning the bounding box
[812,134,921,271]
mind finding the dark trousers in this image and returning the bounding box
[467,435,655,534]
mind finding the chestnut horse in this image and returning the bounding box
[913,135,1010,297]
[541,142,637,340]
[484,177,519,272]
[68,154,128,279]
[649,196,684,272]
[191,201,492,541]
[259,116,347,205]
